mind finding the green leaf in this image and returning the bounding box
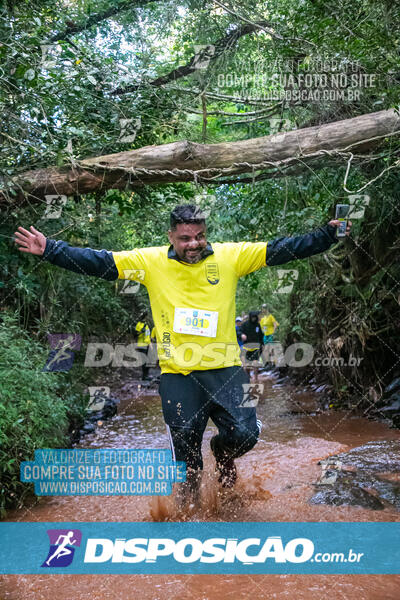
[24,68,36,81]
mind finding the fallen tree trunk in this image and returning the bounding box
[1,109,399,204]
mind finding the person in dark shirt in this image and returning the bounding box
[134,311,151,381]
[235,316,244,347]
[240,311,264,382]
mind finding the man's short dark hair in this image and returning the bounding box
[170,204,206,230]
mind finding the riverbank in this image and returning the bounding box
[1,371,399,599]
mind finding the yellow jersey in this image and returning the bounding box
[135,321,151,347]
[260,314,279,336]
[113,241,268,375]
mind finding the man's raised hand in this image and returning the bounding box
[328,219,353,236]
[14,226,46,256]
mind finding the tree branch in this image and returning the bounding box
[166,86,274,106]
[47,0,153,43]
[111,21,273,95]
[184,102,282,117]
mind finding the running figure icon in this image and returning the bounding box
[45,531,77,566]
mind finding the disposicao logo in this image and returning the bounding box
[41,529,82,568]
[83,536,314,564]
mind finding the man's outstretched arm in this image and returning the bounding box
[265,220,352,266]
[14,226,119,281]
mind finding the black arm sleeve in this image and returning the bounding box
[239,322,249,337]
[43,239,119,281]
[265,223,338,266]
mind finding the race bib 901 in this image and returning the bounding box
[173,307,218,337]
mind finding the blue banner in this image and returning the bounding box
[20,449,185,496]
[0,522,399,574]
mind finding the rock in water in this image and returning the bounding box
[384,377,400,397]
[337,440,400,473]
[381,395,400,415]
[309,440,400,510]
[310,482,385,510]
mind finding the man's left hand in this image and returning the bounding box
[328,219,352,236]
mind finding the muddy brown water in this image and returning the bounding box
[1,372,400,599]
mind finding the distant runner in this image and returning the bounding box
[239,311,264,383]
[148,324,159,371]
[235,316,244,349]
[134,312,151,381]
[14,205,351,505]
[260,304,279,344]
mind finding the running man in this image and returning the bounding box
[240,311,264,383]
[45,531,77,566]
[235,316,243,348]
[147,323,159,371]
[260,304,279,344]
[14,205,352,504]
[134,312,151,380]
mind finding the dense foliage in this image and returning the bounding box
[0,312,86,516]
